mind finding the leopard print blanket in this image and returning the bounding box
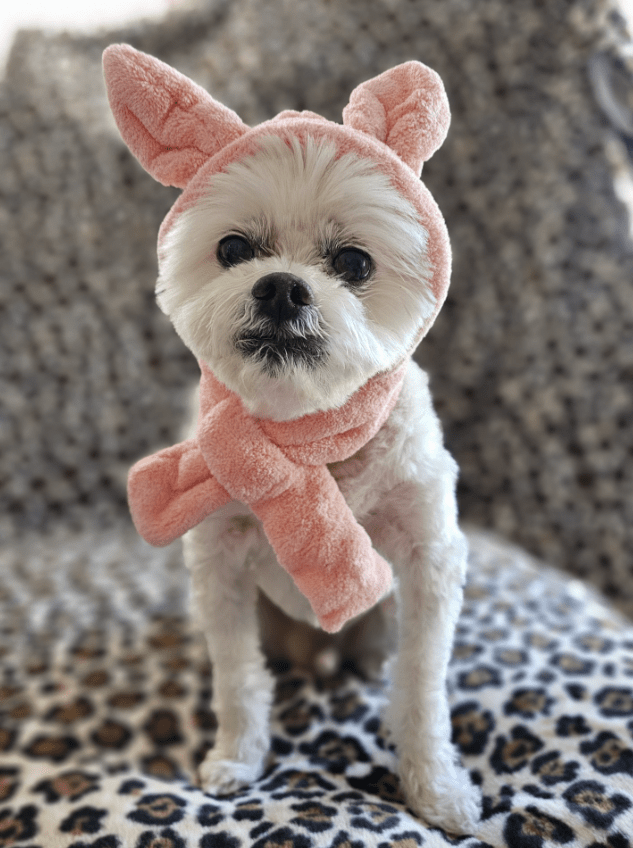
[2,527,633,847]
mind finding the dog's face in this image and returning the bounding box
[157,137,436,420]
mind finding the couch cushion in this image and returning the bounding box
[2,527,633,846]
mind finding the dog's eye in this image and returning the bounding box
[218,235,255,267]
[332,248,372,284]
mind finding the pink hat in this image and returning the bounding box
[102,44,451,347]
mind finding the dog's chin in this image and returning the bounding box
[204,327,376,421]
[235,333,326,374]
[226,333,329,420]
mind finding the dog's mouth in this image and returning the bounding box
[235,332,326,370]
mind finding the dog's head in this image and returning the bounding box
[103,46,451,419]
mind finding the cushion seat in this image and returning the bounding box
[2,526,632,846]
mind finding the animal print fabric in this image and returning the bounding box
[2,527,633,847]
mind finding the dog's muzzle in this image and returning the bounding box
[236,272,325,369]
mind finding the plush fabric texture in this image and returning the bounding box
[102,43,452,350]
[342,61,451,173]
[129,362,406,633]
[102,44,250,189]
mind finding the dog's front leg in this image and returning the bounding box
[369,470,481,834]
[184,511,274,794]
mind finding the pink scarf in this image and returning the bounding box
[128,363,407,632]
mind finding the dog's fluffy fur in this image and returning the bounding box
[157,137,435,420]
[155,136,481,833]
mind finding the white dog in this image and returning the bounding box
[104,45,481,834]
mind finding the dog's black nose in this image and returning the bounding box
[252,273,314,324]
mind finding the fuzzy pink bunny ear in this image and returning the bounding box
[342,61,450,175]
[103,44,249,188]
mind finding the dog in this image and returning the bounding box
[103,44,481,834]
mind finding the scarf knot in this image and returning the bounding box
[128,362,407,632]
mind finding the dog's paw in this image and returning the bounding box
[198,751,264,796]
[399,754,481,835]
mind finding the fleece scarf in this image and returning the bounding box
[128,362,406,633]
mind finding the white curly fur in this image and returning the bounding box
[157,136,436,419]
[160,137,481,833]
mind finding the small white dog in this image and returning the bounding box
[104,45,481,833]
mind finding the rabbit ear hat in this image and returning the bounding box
[103,46,452,632]
[102,44,451,349]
